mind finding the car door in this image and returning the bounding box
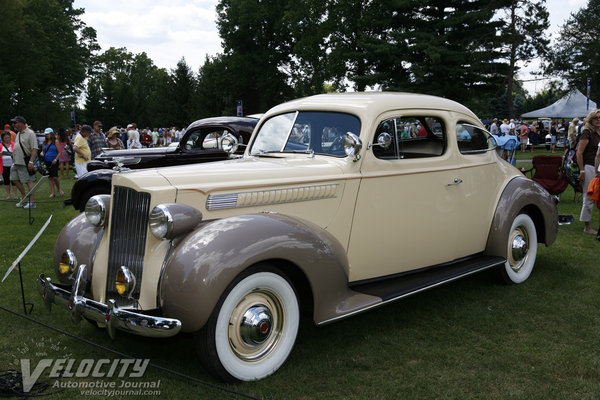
[454,121,508,257]
[347,113,462,282]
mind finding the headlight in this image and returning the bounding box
[85,195,110,226]
[149,203,203,240]
[149,204,174,240]
[58,250,77,276]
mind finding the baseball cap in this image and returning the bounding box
[126,124,133,129]
[93,120,102,127]
[44,127,54,134]
[10,116,26,124]
[3,124,10,129]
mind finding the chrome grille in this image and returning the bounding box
[106,186,151,306]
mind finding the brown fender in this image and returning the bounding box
[53,212,104,285]
[485,176,558,258]
[159,213,380,332]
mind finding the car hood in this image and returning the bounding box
[112,155,349,213]
[157,156,347,192]
[98,146,177,159]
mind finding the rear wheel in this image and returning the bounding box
[499,213,537,284]
[196,266,300,382]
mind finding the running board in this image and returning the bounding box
[350,255,506,301]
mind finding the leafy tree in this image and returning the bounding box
[169,58,198,126]
[547,0,600,104]
[497,0,550,118]
[0,0,98,128]
[216,0,294,114]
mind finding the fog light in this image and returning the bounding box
[115,266,136,297]
[59,250,76,276]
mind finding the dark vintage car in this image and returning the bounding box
[67,116,258,210]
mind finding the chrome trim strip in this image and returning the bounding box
[38,267,181,339]
[206,183,339,210]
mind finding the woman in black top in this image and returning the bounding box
[576,109,600,234]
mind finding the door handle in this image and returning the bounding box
[447,178,463,186]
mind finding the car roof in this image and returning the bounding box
[263,92,479,122]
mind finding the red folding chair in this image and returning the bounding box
[526,155,569,195]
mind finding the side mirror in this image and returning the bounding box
[376,132,393,149]
[220,133,239,154]
[344,132,362,161]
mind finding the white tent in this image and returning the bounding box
[521,89,597,119]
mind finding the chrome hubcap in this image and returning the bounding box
[509,227,529,272]
[228,290,284,362]
[240,306,273,346]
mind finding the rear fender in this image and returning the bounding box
[485,176,558,257]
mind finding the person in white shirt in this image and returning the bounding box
[126,123,141,149]
[499,119,510,136]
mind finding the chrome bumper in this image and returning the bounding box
[37,265,182,339]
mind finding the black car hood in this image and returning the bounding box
[97,146,178,159]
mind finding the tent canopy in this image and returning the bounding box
[521,89,597,119]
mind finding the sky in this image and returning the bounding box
[73,0,589,95]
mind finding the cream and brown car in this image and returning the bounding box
[39,92,561,382]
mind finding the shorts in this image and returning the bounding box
[10,164,36,183]
[45,160,59,178]
[520,138,527,144]
[550,136,557,144]
[2,166,10,185]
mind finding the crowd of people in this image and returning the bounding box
[1,118,185,209]
[485,117,581,154]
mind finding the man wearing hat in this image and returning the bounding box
[10,116,38,208]
[88,120,107,159]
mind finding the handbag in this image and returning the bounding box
[18,134,37,176]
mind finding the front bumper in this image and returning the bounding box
[37,264,181,339]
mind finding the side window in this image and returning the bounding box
[373,116,446,160]
[456,123,495,154]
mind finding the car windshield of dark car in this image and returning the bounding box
[250,111,361,157]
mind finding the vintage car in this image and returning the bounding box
[39,92,563,382]
[67,116,258,211]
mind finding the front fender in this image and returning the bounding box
[159,213,378,332]
[485,176,558,257]
[53,213,104,285]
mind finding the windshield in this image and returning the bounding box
[250,111,361,156]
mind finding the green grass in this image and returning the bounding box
[1,170,599,399]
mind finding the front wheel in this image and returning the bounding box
[196,267,300,382]
[499,213,538,284]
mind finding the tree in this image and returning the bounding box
[0,0,98,127]
[547,0,600,105]
[169,58,198,126]
[216,0,294,114]
[497,0,550,118]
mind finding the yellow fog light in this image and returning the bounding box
[58,250,76,276]
[115,266,136,297]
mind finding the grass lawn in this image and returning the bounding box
[0,165,599,400]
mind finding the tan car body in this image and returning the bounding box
[48,92,557,334]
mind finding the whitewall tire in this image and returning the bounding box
[501,213,538,284]
[197,268,300,382]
